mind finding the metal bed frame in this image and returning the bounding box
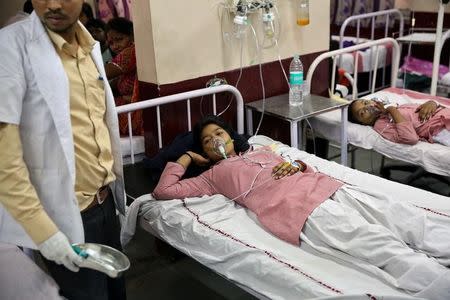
[337,9,404,96]
[307,37,400,101]
[305,38,400,169]
[116,85,244,164]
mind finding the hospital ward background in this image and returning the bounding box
[1,0,450,299]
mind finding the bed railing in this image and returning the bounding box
[339,9,404,48]
[307,38,400,101]
[116,84,244,164]
[338,9,404,96]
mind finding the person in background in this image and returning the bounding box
[348,99,450,146]
[79,2,94,26]
[86,18,112,64]
[3,0,33,27]
[106,17,143,136]
[154,115,450,300]
[0,0,126,299]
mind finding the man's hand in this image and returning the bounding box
[38,231,84,272]
[415,101,438,122]
[272,161,300,180]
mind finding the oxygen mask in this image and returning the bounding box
[212,137,227,159]
[364,104,382,117]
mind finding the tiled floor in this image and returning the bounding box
[122,144,450,300]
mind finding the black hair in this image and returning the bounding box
[106,17,134,37]
[23,0,33,14]
[192,115,250,155]
[86,18,106,31]
[347,100,361,124]
[81,3,94,21]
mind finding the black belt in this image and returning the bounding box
[83,186,110,211]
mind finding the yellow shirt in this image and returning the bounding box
[47,26,115,211]
[0,25,115,244]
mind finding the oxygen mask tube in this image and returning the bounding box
[212,138,228,159]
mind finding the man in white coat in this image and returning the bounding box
[0,0,126,299]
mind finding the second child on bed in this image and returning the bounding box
[153,115,450,300]
[348,99,450,146]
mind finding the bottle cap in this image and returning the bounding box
[233,15,248,25]
[262,12,274,22]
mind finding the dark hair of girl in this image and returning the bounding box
[347,100,361,124]
[106,17,134,37]
[192,115,250,154]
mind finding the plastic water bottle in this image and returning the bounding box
[289,54,304,106]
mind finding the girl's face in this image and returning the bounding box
[200,124,236,162]
[107,29,133,54]
[351,99,381,125]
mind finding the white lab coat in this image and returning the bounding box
[0,12,126,249]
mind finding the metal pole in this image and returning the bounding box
[431,1,445,96]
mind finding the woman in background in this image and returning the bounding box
[86,19,112,64]
[105,17,142,135]
[79,3,94,26]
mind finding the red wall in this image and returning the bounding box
[138,51,330,157]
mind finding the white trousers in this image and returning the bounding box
[301,185,450,299]
[433,128,450,146]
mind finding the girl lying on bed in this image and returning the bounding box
[348,99,450,146]
[153,115,450,299]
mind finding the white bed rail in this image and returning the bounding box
[339,9,404,48]
[307,38,400,100]
[339,9,404,96]
[116,84,244,164]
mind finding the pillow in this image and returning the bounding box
[143,131,250,180]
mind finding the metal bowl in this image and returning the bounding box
[72,243,130,278]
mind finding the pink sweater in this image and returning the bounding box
[374,104,450,145]
[153,149,343,245]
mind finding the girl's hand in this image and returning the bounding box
[186,151,210,166]
[176,151,210,169]
[272,161,300,180]
[374,101,387,114]
[415,101,438,122]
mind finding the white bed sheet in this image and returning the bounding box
[120,136,145,164]
[120,136,145,156]
[121,135,450,300]
[309,87,450,176]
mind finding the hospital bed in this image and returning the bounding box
[306,37,450,177]
[333,9,404,97]
[398,29,450,95]
[119,85,450,299]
